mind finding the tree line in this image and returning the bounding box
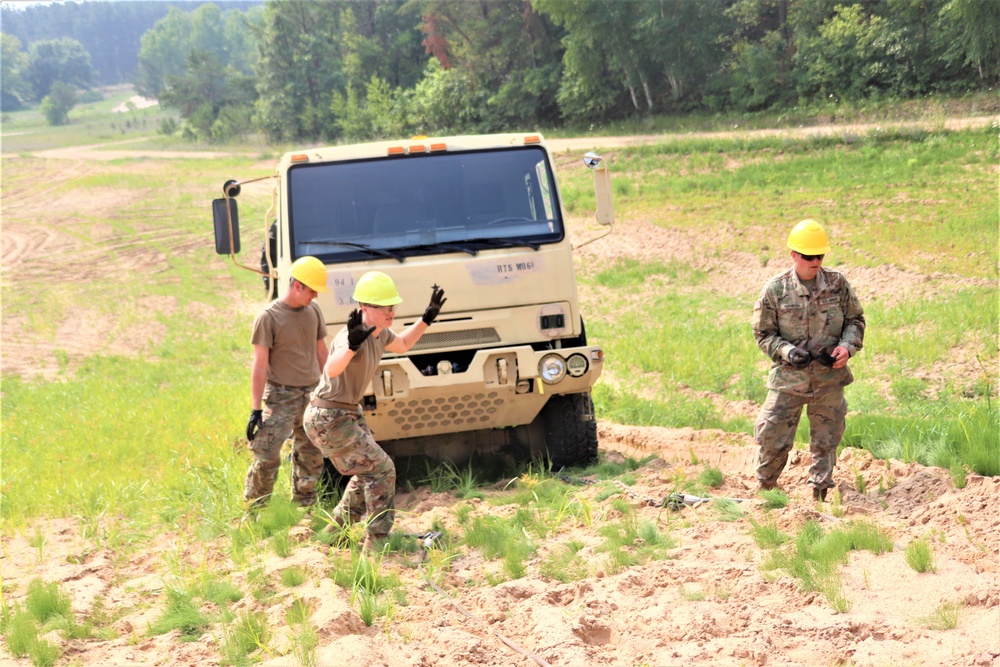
[2,0,996,138]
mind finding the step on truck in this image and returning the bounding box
[213,133,614,468]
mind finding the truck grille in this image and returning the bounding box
[385,392,504,432]
[410,328,500,351]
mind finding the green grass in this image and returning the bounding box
[595,503,674,574]
[758,489,790,510]
[147,587,211,641]
[761,519,894,612]
[920,601,962,630]
[904,538,937,574]
[539,540,589,583]
[748,516,789,548]
[219,610,271,666]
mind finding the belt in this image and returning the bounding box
[269,382,315,390]
[310,397,361,411]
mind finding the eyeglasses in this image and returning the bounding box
[365,304,396,312]
[797,252,825,262]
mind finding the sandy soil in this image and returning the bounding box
[2,429,998,667]
[2,121,998,666]
[111,95,158,114]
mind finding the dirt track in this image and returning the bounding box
[18,115,996,161]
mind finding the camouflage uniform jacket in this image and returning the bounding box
[752,266,865,397]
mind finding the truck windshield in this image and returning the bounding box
[288,147,563,263]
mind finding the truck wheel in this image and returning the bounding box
[541,392,598,468]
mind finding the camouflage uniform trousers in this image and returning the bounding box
[755,386,847,490]
[244,383,326,506]
[303,405,395,537]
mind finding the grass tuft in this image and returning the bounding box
[697,466,724,489]
[920,601,961,630]
[904,538,937,573]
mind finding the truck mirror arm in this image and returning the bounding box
[214,175,278,279]
[573,152,615,250]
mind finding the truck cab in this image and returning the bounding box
[214,133,613,467]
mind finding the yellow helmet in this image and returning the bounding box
[787,219,831,255]
[290,256,328,292]
[353,271,402,306]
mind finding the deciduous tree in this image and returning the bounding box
[24,38,94,100]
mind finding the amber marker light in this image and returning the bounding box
[429,143,447,152]
[290,154,309,163]
[387,146,405,156]
[523,135,541,144]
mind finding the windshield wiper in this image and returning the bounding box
[463,237,541,251]
[306,241,404,263]
[392,242,480,256]
[394,238,541,255]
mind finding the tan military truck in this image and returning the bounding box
[213,133,613,468]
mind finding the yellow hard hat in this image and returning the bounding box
[290,256,328,292]
[353,271,402,306]
[787,219,831,255]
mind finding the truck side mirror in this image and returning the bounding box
[584,152,614,226]
[212,197,241,255]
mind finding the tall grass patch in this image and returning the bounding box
[761,520,893,612]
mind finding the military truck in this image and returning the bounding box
[213,133,613,467]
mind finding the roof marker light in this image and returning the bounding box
[290,154,309,163]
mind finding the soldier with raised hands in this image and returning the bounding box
[304,271,445,552]
[752,220,865,500]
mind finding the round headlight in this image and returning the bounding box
[566,353,589,378]
[538,354,567,384]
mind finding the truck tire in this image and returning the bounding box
[541,392,598,468]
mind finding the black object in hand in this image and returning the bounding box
[246,409,263,441]
[788,347,811,367]
[814,347,837,367]
[422,285,447,325]
[347,309,376,351]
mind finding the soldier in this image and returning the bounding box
[752,220,865,500]
[245,256,329,508]
[304,271,445,552]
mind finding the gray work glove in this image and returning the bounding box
[347,309,375,351]
[246,409,263,442]
[787,347,811,368]
[422,285,447,325]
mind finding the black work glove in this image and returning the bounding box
[347,308,375,351]
[813,347,837,367]
[422,285,447,325]
[246,409,263,442]
[787,347,811,368]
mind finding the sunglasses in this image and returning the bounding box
[797,252,825,262]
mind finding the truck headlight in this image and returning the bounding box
[538,354,567,384]
[566,353,589,378]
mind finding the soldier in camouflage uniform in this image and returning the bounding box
[304,271,445,551]
[752,220,865,500]
[245,257,329,508]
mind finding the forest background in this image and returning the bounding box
[2,0,998,142]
